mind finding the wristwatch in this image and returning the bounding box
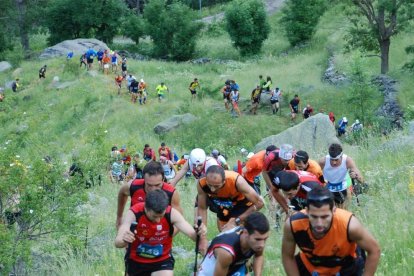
[235,217,241,226]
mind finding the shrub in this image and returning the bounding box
[122,13,145,45]
[144,0,202,61]
[225,0,270,56]
[280,0,327,46]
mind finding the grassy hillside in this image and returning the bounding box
[1,2,414,275]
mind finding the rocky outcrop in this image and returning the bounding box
[254,113,339,156]
[39,39,109,59]
[154,113,198,134]
[372,75,404,130]
[116,50,149,61]
[322,56,349,85]
[0,61,12,72]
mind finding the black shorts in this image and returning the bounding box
[217,204,251,222]
[270,99,278,104]
[127,257,174,276]
[190,89,197,95]
[87,58,93,64]
[253,98,260,104]
[194,195,220,214]
[98,57,103,61]
[223,94,230,100]
[292,108,298,114]
[332,190,348,204]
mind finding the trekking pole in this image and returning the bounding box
[193,216,202,276]
[125,222,138,276]
[351,177,360,206]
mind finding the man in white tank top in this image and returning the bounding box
[318,143,364,208]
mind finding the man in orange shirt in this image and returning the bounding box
[287,150,324,182]
[197,165,264,254]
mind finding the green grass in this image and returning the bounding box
[1,2,414,275]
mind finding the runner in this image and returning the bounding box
[222,83,232,111]
[287,150,324,182]
[115,190,206,276]
[131,153,147,179]
[211,149,229,170]
[302,104,313,119]
[262,76,272,93]
[282,187,380,276]
[198,212,270,276]
[116,161,182,229]
[230,89,241,117]
[189,78,199,101]
[143,144,156,161]
[318,143,364,208]
[130,78,139,103]
[121,57,127,77]
[138,79,147,104]
[156,82,169,102]
[110,155,124,183]
[270,87,282,115]
[115,74,123,95]
[86,48,96,70]
[111,52,118,73]
[258,75,266,90]
[250,85,261,115]
[11,79,19,92]
[272,170,324,212]
[126,74,135,92]
[39,65,47,79]
[158,142,173,161]
[337,117,348,136]
[169,148,219,187]
[197,165,264,250]
[102,52,111,75]
[289,94,300,122]
[96,49,104,69]
[160,156,177,183]
[79,53,87,68]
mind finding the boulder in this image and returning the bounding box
[254,113,340,156]
[53,81,77,90]
[0,61,12,72]
[154,113,198,134]
[322,56,349,86]
[39,38,109,59]
[12,68,23,78]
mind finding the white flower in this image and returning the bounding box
[29,209,34,214]
[23,112,26,115]
[104,130,108,133]
[10,163,15,167]
[16,155,20,158]
[63,161,68,165]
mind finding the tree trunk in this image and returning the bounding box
[379,38,390,74]
[15,0,30,55]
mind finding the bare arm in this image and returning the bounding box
[171,189,183,214]
[114,210,136,248]
[235,177,264,221]
[346,157,364,183]
[169,160,177,173]
[282,219,300,276]
[270,185,290,214]
[170,160,189,187]
[170,208,205,241]
[252,251,265,275]
[348,216,380,276]
[197,182,209,254]
[318,157,326,169]
[116,181,132,229]
[213,248,233,276]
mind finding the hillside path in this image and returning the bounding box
[200,0,286,24]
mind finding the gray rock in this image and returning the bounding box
[39,38,109,59]
[52,76,60,82]
[154,113,198,134]
[117,50,149,61]
[254,113,339,156]
[322,56,349,85]
[408,121,414,136]
[5,81,14,89]
[372,75,404,130]
[0,61,12,72]
[12,67,23,77]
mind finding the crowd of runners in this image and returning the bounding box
[112,141,380,276]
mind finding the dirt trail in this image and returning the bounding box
[200,0,286,24]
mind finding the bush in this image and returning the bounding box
[225,0,270,56]
[122,13,145,45]
[281,0,327,46]
[144,0,202,61]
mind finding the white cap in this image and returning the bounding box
[140,79,144,82]
[343,117,348,123]
[279,144,293,160]
[355,119,360,124]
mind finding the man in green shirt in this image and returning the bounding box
[156,82,169,102]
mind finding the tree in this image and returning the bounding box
[346,0,414,74]
[143,0,202,60]
[280,0,327,47]
[225,0,270,56]
[122,12,145,45]
[45,0,127,45]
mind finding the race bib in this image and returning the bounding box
[212,198,233,209]
[327,182,346,192]
[136,243,163,258]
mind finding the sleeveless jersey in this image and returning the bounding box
[264,149,287,172]
[323,154,348,192]
[290,208,357,275]
[198,227,254,276]
[129,179,175,206]
[129,203,173,264]
[199,171,252,210]
[162,162,175,180]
